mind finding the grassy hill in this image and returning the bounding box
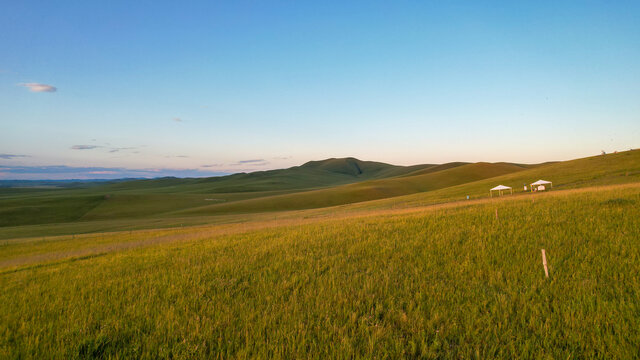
[364,149,640,211]
[1,182,639,358]
[173,151,640,216]
[101,158,435,194]
[0,158,430,227]
[0,159,516,229]
[1,151,638,239]
[175,162,526,216]
[1,151,640,357]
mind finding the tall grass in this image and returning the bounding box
[1,185,639,358]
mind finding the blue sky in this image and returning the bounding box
[1,1,639,179]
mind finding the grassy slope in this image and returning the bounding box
[356,149,640,211]
[1,151,638,239]
[1,184,639,358]
[176,162,526,216]
[102,158,434,194]
[0,158,433,227]
[162,151,640,218]
[243,150,640,216]
[78,191,309,221]
[0,195,105,227]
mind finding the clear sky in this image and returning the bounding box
[1,1,639,179]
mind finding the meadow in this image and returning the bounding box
[4,0,638,357]
[1,150,638,240]
[1,183,639,358]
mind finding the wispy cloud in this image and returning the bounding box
[172,117,183,122]
[108,147,137,153]
[201,164,223,168]
[237,159,266,164]
[19,83,57,93]
[0,154,29,160]
[88,170,118,175]
[71,145,101,150]
[229,159,269,167]
[273,156,292,160]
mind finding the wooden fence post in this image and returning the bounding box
[541,249,549,278]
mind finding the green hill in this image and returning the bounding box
[1,151,638,238]
[347,149,640,212]
[175,162,527,216]
[102,158,435,194]
[34,161,517,222]
[0,158,433,227]
[2,182,640,358]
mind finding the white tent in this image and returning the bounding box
[530,179,552,191]
[490,185,512,197]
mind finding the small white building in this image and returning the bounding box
[490,185,513,197]
[530,179,552,192]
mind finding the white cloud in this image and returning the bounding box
[19,83,57,93]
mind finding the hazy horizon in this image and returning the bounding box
[1,150,634,180]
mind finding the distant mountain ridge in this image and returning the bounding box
[1,150,639,234]
[175,161,528,216]
[0,179,136,188]
[101,157,436,194]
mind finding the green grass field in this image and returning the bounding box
[1,150,638,240]
[1,184,639,358]
[1,151,640,358]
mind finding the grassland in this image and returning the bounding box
[0,158,436,229]
[1,183,639,358]
[1,150,638,240]
[1,151,640,358]
[176,150,640,216]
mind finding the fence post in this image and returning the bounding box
[541,249,549,278]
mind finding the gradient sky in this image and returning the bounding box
[1,1,639,179]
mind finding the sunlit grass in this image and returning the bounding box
[1,184,639,358]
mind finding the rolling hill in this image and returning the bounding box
[0,158,434,227]
[3,180,640,358]
[1,150,639,238]
[100,158,436,194]
[174,162,527,216]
